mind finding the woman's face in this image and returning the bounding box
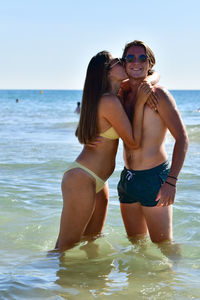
[109,58,128,82]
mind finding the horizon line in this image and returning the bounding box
[0,88,200,91]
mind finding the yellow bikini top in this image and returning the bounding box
[100,127,119,140]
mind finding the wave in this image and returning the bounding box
[0,160,68,171]
[186,124,200,142]
[53,121,78,129]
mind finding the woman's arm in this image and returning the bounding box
[100,84,155,149]
[118,72,159,105]
[144,71,160,110]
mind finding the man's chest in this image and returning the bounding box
[123,93,137,121]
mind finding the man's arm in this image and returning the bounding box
[155,87,189,207]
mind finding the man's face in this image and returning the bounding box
[125,46,150,80]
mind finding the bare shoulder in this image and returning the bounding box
[154,86,188,141]
[99,94,121,110]
[155,85,177,109]
[98,94,124,121]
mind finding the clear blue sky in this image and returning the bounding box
[0,0,199,89]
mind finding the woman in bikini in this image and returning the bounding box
[55,51,158,251]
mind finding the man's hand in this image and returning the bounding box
[156,182,176,207]
[143,71,160,86]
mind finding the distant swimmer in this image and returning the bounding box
[74,101,81,114]
[16,99,19,103]
[40,90,43,94]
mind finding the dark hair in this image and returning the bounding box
[76,51,112,144]
[122,40,156,75]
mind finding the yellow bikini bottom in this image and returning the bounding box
[64,161,106,193]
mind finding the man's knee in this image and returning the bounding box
[150,231,172,243]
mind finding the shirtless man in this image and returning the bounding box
[118,40,189,244]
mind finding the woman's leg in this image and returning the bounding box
[56,169,96,251]
[120,202,148,238]
[83,183,109,237]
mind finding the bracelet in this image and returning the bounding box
[165,181,176,187]
[167,175,178,181]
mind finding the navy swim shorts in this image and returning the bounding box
[117,161,170,207]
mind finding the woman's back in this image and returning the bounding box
[76,95,120,180]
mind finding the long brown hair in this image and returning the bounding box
[122,40,156,75]
[76,51,112,144]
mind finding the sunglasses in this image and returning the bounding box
[125,54,148,63]
[109,58,123,69]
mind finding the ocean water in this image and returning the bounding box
[0,89,199,300]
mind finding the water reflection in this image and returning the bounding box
[54,238,177,299]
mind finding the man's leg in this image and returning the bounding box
[142,205,173,243]
[142,205,182,259]
[118,168,148,240]
[120,202,148,237]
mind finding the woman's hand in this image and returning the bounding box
[137,82,158,109]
